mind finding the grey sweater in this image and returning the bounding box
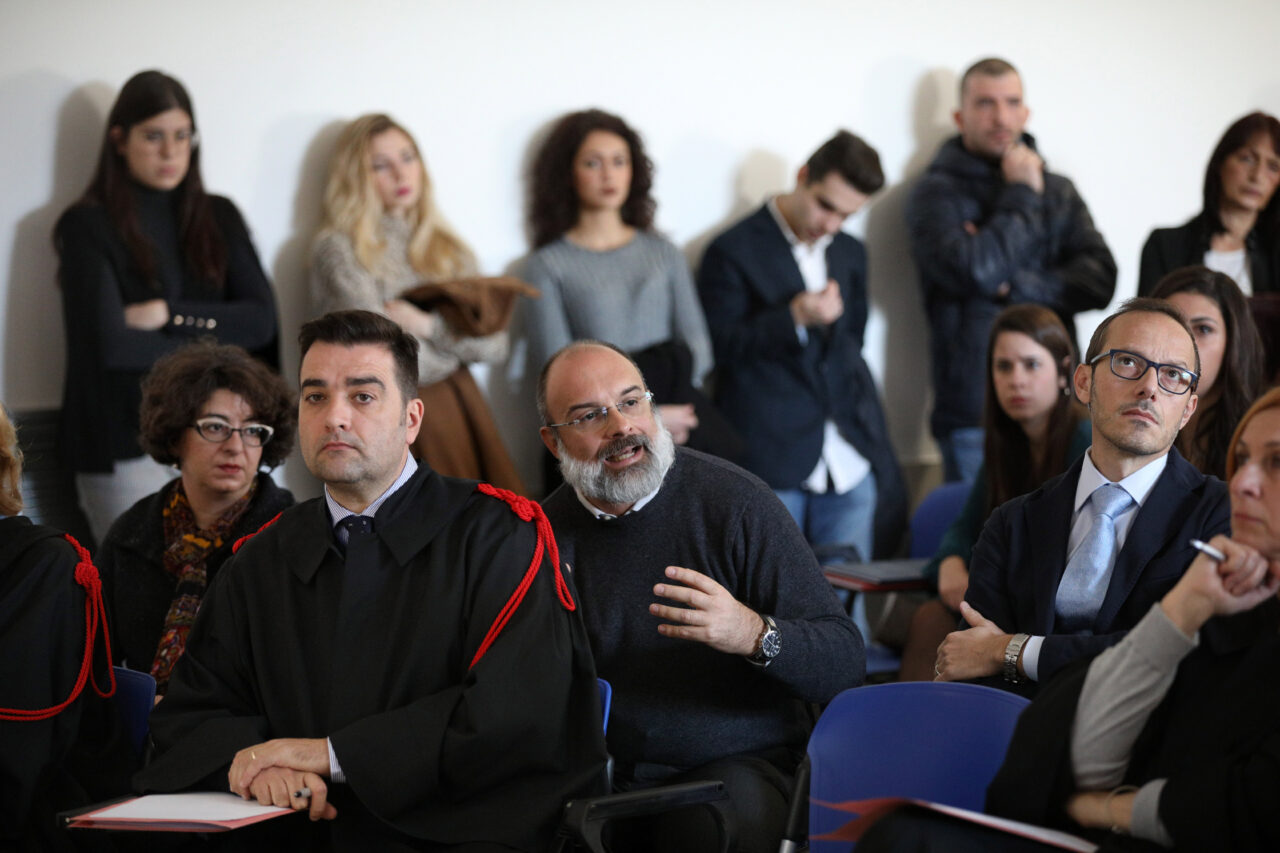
[543,447,864,774]
[520,232,713,384]
[310,216,508,386]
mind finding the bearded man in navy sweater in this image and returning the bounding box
[538,340,864,853]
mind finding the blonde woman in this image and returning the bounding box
[311,114,523,492]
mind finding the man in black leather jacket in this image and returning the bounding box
[907,57,1116,483]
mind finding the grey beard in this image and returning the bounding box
[556,421,676,509]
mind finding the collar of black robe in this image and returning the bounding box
[287,465,476,584]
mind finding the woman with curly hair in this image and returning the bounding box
[522,109,712,453]
[96,341,295,694]
[54,70,280,543]
[311,113,524,492]
[1151,265,1265,479]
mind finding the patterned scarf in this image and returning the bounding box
[151,478,258,691]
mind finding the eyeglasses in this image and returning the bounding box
[546,391,654,432]
[190,417,275,446]
[140,128,199,148]
[1089,349,1198,395]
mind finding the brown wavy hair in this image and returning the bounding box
[1152,266,1265,478]
[139,340,296,468]
[527,108,655,248]
[0,405,23,516]
[56,70,226,290]
[983,305,1085,517]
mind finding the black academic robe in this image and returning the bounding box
[136,466,608,851]
[0,517,132,852]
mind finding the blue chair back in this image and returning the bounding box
[909,482,972,558]
[597,677,613,735]
[112,666,156,758]
[807,682,1030,851]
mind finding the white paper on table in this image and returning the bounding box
[86,793,289,821]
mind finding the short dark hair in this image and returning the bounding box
[805,130,884,195]
[1203,111,1280,243]
[1084,297,1201,385]
[959,57,1020,100]
[139,340,296,468]
[298,309,419,404]
[537,340,645,426]
[527,108,656,248]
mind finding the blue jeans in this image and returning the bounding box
[774,471,876,561]
[937,427,984,485]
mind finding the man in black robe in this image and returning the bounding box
[136,310,607,851]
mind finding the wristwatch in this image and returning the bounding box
[1004,633,1030,683]
[749,615,781,666]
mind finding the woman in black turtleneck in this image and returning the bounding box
[54,70,279,544]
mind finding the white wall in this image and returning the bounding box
[4,0,1279,494]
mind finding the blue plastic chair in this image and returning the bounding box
[806,682,1030,851]
[909,481,972,558]
[112,666,156,759]
[597,677,612,735]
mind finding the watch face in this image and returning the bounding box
[760,628,781,659]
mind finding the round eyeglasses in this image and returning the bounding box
[190,417,275,446]
[1089,349,1198,395]
[546,391,654,432]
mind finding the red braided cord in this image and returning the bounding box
[0,534,116,721]
[469,484,576,670]
[232,511,283,554]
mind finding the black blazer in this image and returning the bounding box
[697,205,907,557]
[1138,210,1280,297]
[965,447,1230,687]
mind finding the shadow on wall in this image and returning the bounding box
[864,67,957,468]
[683,148,790,276]
[266,117,347,500]
[3,74,113,409]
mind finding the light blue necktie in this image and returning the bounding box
[1056,483,1133,632]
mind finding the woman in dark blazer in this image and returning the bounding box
[1139,112,1280,297]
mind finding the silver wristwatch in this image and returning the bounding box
[1004,633,1030,682]
[749,615,781,666]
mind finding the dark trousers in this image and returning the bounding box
[607,750,796,853]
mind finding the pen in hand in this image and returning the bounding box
[292,787,311,799]
[1190,538,1226,562]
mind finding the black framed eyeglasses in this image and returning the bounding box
[546,391,654,432]
[1089,349,1198,395]
[190,417,275,446]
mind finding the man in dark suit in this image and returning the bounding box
[697,131,906,561]
[935,298,1230,694]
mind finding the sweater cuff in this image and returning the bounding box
[1129,779,1172,847]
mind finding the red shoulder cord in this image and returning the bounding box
[469,484,576,670]
[0,534,116,721]
[232,511,283,554]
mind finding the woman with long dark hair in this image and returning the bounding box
[1139,112,1280,296]
[54,70,278,542]
[1150,265,1265,479]
[899,304,1089,681]
[521,109,711,454]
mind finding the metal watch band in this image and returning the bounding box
[1004,632,1030,682]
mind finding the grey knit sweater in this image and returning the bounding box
[543,447,864,773]
[310,215,507,385]
[519,232,713,384]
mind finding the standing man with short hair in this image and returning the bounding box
[698,130,907,561]
[935,299,1229,694]
[908,57,1117,483]
[137,310,606,851]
